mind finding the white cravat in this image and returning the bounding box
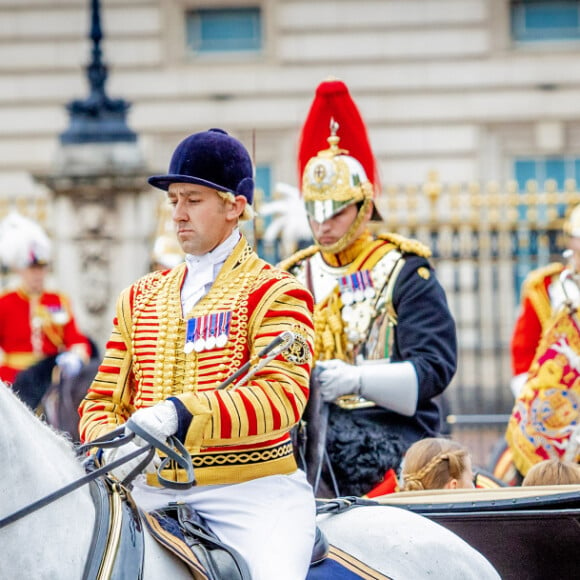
[181,229,240,316]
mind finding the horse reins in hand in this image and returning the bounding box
[0,429,187,530]
[0,331,298,530]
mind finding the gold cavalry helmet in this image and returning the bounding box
[302,120,374,224]
[298,79,381,227]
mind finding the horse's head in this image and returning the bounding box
[0,383,84,485]
[0,382,98,577]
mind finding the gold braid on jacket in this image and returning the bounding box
[79,237,315,487]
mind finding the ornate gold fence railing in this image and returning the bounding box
[6,178,580,466]
[374,174,580,465]
[377,175,580,411]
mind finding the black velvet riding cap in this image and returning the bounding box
[148,128,254,205]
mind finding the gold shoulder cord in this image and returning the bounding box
[277,245,318,271]
[363,256,406,361]
[378,232,432,259]
[313,240,398,363]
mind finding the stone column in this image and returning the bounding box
[36,143,156,352]
[33,0,159,353]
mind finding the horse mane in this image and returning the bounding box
[0,382,80,466]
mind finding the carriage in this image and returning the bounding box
[0,383,502,580]
[378,484,580,580]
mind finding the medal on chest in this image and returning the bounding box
[184,311,232,353]
[339,270,375,307]
[340,270,377,346]
[50,306,69,325]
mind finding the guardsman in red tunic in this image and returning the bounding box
[79,129,316,580]
[510,204,580,396]
[0,212,91,408]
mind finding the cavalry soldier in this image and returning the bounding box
[510,203,580,396]
[279,79,457,497]
[79,128,317,580]
[0,211,91,409]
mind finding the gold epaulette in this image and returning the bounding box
[277,245,319,271]
[522,262,565,293]
[378,232,432,259]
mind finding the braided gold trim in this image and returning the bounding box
[378,232,432,259]
[191,442,294,468]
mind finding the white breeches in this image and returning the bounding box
[131,469,316,580]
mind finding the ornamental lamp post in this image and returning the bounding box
[35,0,155,351]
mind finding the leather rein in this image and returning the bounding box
[0,330,297,530]
[0,424,193,530]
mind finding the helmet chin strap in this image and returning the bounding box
[314,197,373,254]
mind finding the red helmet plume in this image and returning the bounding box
[297,79,380,195]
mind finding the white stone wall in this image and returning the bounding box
[0,1,579,192]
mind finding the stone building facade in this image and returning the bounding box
[2,1,579,198]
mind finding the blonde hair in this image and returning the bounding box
[216,190,254,221]
[522,458,580,487]
[402,438,471,491]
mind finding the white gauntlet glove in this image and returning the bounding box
[102,400,179,482]
[55,351,83,378]
[313,359,419,416]
[129,400,179,443]
[314,359,361,402]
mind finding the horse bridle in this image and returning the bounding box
[0,427,193,530]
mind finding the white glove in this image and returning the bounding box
[56,351,83,378]
[314,359,361,402]
[128,400,179,443]
[314,358,419,416]
[103,440,159,482]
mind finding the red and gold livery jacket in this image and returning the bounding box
[511,262,565,376]
[0,288,91,383]
[506,304,580,475]
[79,238,315,487]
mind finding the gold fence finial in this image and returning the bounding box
[423,170,442,205]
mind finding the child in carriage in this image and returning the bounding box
[400,437,475,491]
[522,458,580,486]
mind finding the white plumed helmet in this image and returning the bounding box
[0,211,52,270]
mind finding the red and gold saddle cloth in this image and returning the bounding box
[506,306,580,476]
